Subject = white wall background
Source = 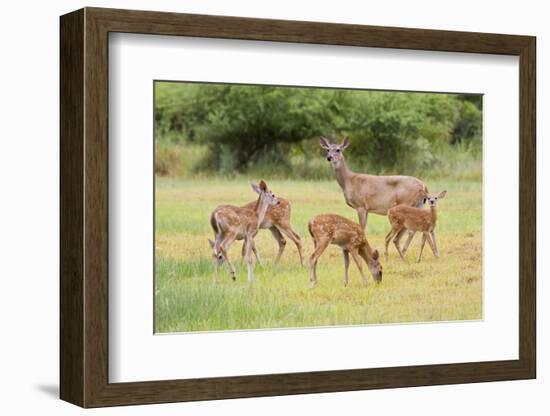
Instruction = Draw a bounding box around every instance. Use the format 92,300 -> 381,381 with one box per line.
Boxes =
0,0 -> 545,414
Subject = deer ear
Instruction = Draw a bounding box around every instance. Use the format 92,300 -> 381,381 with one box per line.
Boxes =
372,249 -> 379,261
208,239 -> 215,248
259,180 -> 267,191
437,190 -> 447,199
319,136 -> 330,149
251,183 -> 261,194
341,137 -> 350,149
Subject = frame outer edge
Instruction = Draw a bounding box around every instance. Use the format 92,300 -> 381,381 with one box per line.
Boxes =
60,8 -> 86,407
519,37 -> 536,377
83,6 -> 111,408
61,7 -> 537,407
85,6 -> 532,55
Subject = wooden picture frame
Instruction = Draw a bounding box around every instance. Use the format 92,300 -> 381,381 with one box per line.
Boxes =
60,7 -> 536,408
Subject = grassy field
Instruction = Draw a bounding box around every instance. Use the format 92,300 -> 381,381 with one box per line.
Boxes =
155,177 -> 482,333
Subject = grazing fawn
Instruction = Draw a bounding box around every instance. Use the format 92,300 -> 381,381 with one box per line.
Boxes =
209,180 -> 279,282
308,214 -> 382,288
319,136 -> 428,252
384,191 -> 447,263
240,197 -> 304,266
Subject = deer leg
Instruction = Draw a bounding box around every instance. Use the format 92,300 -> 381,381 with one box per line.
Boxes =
250,239 -> 263,267
425,233 -> 436,258
342,249 -> 350,287
356,207 -> 368,232
349,249 -> 367,286
244,237 -> 255,283
309,238 -> 330,288
219,233 -> 237,280
242,232 -> 262,264
393,228 -> 407,261
384,228 -> 397,260
212,234 -> 223,282
278,224 -> 305,267
417,232 -> 428,263
311,235 -> 318,249
291,228 -> 305,267
211,254 -> 219,283
219,245 -> 236,280
430,231 -> 439,257
269,227 -> 287,265
240,241 -> 246,264
400,231 -> 416,256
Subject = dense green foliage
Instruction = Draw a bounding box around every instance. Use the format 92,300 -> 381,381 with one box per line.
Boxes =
155,82 -> 482,178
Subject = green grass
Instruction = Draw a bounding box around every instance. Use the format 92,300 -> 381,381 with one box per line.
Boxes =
155,177 -> 482,333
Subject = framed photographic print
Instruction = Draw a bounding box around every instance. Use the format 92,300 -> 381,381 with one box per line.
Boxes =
60,7 -> 536,408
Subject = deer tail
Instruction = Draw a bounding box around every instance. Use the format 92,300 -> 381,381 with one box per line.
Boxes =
210,211 -> 219,234
308,220 -> 318,247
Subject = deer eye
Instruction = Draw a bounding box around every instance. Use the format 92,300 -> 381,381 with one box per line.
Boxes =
336,148 -> 340,152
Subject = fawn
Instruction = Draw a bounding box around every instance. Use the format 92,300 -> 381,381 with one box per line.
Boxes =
209,180 -> 279,282
308,214 -> 382,288
384,190 -> 447,263
239,197 -> 304,266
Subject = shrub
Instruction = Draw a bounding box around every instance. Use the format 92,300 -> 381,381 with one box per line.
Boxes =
155,144 -> 181,176
155,83 -> 482,177
338,92 -> 460,174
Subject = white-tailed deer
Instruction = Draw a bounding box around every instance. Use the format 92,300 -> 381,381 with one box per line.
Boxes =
384,190 -> 447,263
308,214 -> 382,288
240,197 -> 304,266
209,180 -> 279,282
319,136 -> 428,253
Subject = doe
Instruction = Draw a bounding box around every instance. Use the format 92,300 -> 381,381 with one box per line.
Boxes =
384,191 -> 447,263
308,214 -> 382,288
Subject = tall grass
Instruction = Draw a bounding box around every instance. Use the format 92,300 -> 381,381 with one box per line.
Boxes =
155,142 -> 481,182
